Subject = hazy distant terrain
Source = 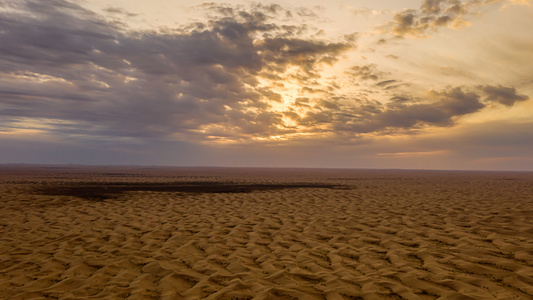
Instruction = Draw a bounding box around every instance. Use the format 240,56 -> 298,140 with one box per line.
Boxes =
1,166 -> 532,299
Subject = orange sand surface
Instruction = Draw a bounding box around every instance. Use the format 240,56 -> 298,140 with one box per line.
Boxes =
1,165 -> 533,299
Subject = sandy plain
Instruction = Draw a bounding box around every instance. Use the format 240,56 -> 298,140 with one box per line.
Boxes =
0,165 -> 532,299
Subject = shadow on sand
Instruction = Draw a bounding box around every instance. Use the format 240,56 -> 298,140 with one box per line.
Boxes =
36,181 -> 348,200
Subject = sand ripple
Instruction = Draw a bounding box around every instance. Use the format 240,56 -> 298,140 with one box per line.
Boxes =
1,167 -> 532,299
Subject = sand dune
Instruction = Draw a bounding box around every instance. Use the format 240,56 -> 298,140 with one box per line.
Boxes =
1,166 -> 532,299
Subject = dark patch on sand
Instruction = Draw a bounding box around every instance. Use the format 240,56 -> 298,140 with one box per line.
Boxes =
35,182 -> 347,200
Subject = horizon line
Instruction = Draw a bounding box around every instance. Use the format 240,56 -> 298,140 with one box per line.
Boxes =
1,163 -> 532,173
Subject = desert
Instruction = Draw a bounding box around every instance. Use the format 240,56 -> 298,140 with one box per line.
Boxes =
0,165 -> 532,299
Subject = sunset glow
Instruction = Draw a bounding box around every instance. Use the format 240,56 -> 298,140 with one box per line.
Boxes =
1,0 -> 532,170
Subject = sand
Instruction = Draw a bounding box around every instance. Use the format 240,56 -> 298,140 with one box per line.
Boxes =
0,165 -> 532,299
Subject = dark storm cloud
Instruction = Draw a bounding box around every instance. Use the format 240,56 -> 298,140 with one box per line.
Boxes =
0,0 -> 352,140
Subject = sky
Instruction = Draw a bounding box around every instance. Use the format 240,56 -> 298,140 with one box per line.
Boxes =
1,0 -> 532,170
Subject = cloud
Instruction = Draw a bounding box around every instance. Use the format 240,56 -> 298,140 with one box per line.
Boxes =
0,0 -> 529,148
421,0 -> 446,14
385,0 -> 470,38
376,80 -> 402,90
478,85 -> 529,106
103,7 -> 138,17
382,0 -> 529,38
346,64 -> 382,81
352,86 -> 485,133
0,0 -> 353,141
293,85 -> 528,137
351,7 -> 390,17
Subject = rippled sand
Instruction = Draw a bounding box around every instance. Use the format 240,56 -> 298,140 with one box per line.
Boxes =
1,165 -> 532,299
